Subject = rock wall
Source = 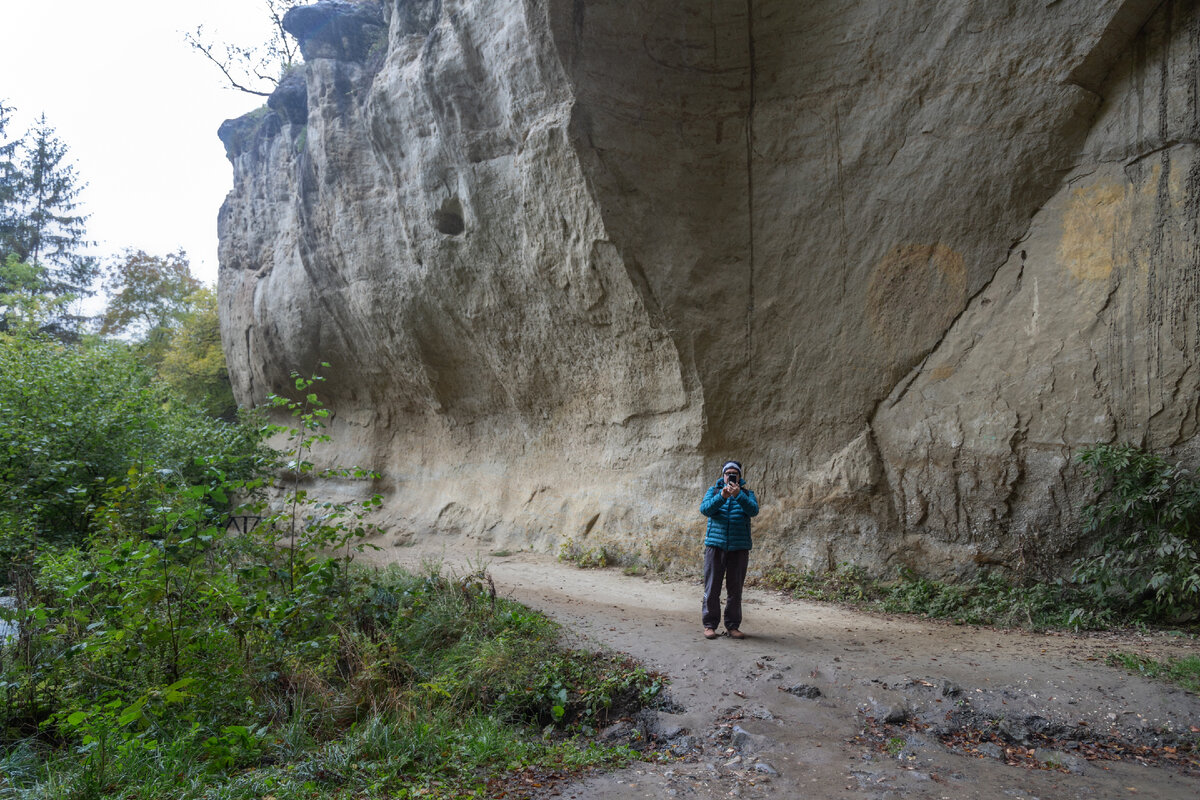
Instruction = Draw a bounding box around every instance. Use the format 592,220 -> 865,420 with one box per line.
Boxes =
218,0 -> 1200,576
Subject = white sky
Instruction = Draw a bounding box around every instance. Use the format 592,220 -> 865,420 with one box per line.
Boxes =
0,1 -> 291,286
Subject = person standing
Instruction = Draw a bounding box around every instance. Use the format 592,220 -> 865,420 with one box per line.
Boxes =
700,460 -> 759,639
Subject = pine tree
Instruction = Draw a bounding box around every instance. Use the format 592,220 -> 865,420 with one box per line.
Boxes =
18,114 -> 96,301
0,100 -> 22,263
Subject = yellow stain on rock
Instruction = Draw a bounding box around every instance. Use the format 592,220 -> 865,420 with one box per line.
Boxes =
1059,181 -> 1125,281
928,364 -> 955,382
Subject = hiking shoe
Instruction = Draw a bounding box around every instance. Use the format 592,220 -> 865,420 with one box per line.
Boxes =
727,628 -> 746,639
703,628 -> 718,640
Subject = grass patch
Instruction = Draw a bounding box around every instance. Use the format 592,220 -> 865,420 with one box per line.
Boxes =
1106,653 -> 1200,694
0,564 -> 664,800
761,562 -> 874,603
760,564 -> 1119,631
876,570 -> 1100,629
558,537 -> 616,569
557,538 -> 667,576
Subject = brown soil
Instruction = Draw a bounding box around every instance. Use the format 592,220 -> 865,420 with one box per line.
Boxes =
368,539 -> 1200,799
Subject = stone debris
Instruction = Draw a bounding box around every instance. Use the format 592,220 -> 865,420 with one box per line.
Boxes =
730,725 -> 772,753
780,683 -> 822,699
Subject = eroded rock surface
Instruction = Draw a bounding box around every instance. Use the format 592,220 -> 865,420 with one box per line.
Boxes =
218,0 -> 1200,575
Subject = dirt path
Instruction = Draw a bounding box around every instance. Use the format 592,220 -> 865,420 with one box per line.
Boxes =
371,540 -> 1200,799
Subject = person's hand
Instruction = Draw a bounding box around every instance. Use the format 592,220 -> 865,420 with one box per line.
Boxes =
721,482 -> 735,499
728,482 -> 741,499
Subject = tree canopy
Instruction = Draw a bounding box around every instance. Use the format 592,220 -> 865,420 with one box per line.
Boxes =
101,249 -> 200,340
0,104 -> 96,333
0,102 -> 21,259
159,286 -> 237,419
99,249 -> 235,416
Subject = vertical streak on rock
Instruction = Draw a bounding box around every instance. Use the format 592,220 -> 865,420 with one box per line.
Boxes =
744,0 -> 756,376
1190,0 -> 1199,140
1150,3 -> 1172,421
1191,8 -> 1200,383
834,99 -> 849,306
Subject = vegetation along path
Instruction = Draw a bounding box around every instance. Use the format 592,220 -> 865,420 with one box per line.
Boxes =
377,540 -> 1200,800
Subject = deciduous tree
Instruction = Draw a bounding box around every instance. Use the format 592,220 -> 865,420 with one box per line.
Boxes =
101,249 -> 199,336
101,248 -> 200,365
0,254 -> 66,332
159,287 -> 237,419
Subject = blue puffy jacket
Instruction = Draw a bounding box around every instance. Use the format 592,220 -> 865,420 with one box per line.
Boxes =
701,478 -> 759,551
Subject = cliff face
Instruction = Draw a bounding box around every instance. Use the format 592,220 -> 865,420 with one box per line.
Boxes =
218,0 -> 1200,575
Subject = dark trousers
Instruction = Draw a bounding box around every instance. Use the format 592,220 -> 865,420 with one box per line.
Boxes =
702,546 -> 750,630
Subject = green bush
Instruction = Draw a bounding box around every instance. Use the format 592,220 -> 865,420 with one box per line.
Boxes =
558,536 -> 612,569
0,363 -> 661,799
1073,443 -> 1200,622
0,331 -> 263,561
2,547 -> 656,798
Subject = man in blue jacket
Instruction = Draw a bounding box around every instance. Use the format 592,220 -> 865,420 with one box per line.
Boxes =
700,460 -> 759,639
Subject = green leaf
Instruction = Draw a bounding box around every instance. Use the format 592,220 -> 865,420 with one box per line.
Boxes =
163,677 -> 196,703
118,704 -> 145,727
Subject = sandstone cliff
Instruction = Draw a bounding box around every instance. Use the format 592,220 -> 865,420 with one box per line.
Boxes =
218,0 -> 1200,577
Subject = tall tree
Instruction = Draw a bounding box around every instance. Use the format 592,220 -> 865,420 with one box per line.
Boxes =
17,114 -> 96,302
0,101 -> 23,266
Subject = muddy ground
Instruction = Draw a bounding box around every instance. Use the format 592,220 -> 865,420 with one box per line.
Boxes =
370,540 -> 1200,799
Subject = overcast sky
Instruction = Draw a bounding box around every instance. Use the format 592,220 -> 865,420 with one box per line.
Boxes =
1,1 -> 292,286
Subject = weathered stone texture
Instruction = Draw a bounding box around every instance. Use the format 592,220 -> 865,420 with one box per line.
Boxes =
874,0 -> 1200,574
218,0 -> 1200,576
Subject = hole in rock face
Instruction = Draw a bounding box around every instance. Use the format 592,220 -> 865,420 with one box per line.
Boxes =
434,198 -> 465,236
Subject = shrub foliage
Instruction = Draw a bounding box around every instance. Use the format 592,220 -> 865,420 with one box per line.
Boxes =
0,344 -> 661,799
1073,443 -> 1200,622
0,332 -> 261,563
